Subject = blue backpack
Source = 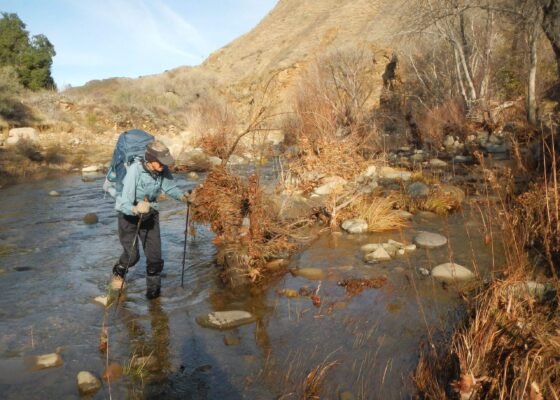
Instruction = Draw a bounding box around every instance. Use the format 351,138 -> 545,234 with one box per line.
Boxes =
103,129 -> 154,198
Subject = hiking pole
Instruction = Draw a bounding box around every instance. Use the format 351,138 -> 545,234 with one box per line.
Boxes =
181,202 -> 190,288
114,195 -> 149,311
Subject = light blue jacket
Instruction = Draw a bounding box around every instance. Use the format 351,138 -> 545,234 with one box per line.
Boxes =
115,161 -> 183,215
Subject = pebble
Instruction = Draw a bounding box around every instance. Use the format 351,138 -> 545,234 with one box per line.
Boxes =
418,267 -> 430,277
187,172 -> 199,180
48,190 -> 60,197
83,213 -> 99,225
414,231 -> 447,248
77,371 -> 101,395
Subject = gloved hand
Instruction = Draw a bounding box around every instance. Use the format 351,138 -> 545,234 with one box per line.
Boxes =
132,200 -> 151,215
182,190 -> 193,205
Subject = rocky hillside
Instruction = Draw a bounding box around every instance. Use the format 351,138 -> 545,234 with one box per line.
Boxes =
54,0 -> 401,130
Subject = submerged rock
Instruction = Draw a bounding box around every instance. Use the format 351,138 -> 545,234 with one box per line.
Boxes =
265,258 -> 289,271
276,288 -> 299,298
223,335 -> 241,346
77,371 -> 101,395
395,210 -> 414,220
196,310 -> 255,330
414,231 -> 447,248
81,165 -> 100,173
431,262 -> 475,283
341,219 -> 368,234
293,268 -> 325,280
83,213 -> 99,225
29,353 -> 63,370
48,190 -> 60,197
187,172 -> 199,180
418,267 -> 430,277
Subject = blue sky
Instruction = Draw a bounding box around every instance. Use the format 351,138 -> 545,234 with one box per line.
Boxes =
0,0 -> 277,88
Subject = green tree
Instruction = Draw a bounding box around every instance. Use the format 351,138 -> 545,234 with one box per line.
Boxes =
0,12 -> 56,90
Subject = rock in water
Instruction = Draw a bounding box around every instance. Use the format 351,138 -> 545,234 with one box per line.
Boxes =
77,371 -> 101,395
364,247 -> 391,263
83,213 -> 98,224
29,353 -> 63,370
223,335 -> 241,346
81,165 -> 99,173
187,171 -> 199,180
341,219 -> 368,234
48,190 -> 60,197
414,231 -> 447,248
293,267 -> 325,280
431,263 -> 475,283
196,310 -> 255,330
360,243 -> 380,253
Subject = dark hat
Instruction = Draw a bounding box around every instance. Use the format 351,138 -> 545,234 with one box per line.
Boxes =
145,141 -> 174,166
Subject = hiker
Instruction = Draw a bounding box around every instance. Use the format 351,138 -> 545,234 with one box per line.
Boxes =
111,140 -> 190,299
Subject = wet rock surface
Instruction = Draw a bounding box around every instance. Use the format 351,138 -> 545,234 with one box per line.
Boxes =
83,213 -> 99,224
341,219 -> 368,234
77,371 -> 101,395
196,310 -> 256,330
27,353 -> 63,370
431,262 -> 475,283
414,231 -> 448,248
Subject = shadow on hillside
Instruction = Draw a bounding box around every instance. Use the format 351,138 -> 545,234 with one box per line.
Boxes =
0,97 -> 37,126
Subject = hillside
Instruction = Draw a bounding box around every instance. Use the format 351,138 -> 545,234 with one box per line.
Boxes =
50,0 -> 401,135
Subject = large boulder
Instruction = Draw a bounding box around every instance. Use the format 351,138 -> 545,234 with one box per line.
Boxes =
7,127 -> 38,145
175,148 -> 213,171
314,176 -> 347,196
431,262 -> 475,283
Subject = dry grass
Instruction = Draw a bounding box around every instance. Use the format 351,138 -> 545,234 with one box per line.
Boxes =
414,123 -> 560,399
191,166 -> 297,285
302,360 -> 338,400
346,195 -> 408,232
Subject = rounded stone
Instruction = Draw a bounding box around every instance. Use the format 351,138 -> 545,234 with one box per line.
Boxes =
83,213 -> 99,224
341,219 -> 368,234
407,181 -> 429,197
77,371 -> 101,395
48,190 -> 60,197
187,172 -> 199,180
431,262 -> 475,282
414,231 -> 447,248
196,310 -> 255,330
293,267 -> 325,280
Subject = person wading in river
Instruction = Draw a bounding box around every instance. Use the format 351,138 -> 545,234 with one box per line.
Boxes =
111,140 -> 190,299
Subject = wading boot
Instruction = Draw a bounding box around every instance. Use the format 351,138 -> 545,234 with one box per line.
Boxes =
111,263 -> 127,290
146,275 -> 161,300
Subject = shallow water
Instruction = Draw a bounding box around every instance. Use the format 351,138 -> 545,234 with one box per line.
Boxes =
0,170 -> 503,399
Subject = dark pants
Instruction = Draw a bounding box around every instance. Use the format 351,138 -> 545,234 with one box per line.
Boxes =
113,211 -> 164,278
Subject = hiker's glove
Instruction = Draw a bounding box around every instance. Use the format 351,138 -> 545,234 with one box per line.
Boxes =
133,200 -> 151,215
182,190 -> 193,205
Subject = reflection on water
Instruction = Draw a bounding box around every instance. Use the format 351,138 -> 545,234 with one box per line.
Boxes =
0,172 -> 503,399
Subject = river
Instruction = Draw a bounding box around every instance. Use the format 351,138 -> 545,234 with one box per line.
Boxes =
0,168 -> 502,399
